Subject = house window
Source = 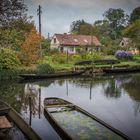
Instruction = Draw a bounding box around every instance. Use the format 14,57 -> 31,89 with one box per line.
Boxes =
54,38 -> 56,43
121,42 -> 124,46
69,47 -> 74,52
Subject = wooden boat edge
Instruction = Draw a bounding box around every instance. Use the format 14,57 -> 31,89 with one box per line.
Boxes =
103,67 -> 140,73
44,97 -> 73,140
19,70 -> 85,80
0,100 -> 42,140
44,97 -> 131,140
9,109 -> 42,140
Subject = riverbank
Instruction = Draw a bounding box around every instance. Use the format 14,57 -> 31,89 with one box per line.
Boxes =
1,63 -> 140,80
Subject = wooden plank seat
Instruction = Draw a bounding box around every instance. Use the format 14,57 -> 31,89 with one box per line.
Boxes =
0,116 -> 12,129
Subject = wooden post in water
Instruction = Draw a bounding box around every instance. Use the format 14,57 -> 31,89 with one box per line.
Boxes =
38,87 -> 41,119
29,96 -> 32,126
89,78 -> 93,100
66,80 -> 68,96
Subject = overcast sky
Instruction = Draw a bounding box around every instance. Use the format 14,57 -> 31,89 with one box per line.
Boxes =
25,0 -> 140,37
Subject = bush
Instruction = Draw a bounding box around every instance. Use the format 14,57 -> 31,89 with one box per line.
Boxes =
115,50 -> 133,60
0,48 -> 21,70
37,64 -> 55,74
91,52 -> 104,60
50,49 -> 59,54
71,54 -> 81,62
52,54 -> 68,64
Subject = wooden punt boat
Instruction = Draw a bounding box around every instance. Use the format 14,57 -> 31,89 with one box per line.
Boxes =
44,97 -> 131,140
103,67 -> 140,73
19,70 -> 85,80
0,100 -> 41,140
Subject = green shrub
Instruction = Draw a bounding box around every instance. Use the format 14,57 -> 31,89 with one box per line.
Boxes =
0,69 -> 18,80
37,64 -> 55,74
52,54 -> 68,64
0,48 -> 21,69
91,52 -> 104,60
71,54 -> 81,61
36,56 -> 53,65
50,49 -> 59,54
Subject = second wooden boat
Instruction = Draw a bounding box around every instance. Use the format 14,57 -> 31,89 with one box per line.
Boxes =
44,97 -> 131,140
103,67 -> 140,73
19,70 -> 85,80
0,100 -> 41,140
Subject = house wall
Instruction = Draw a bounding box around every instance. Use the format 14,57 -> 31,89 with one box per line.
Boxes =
50,36 -> 76,54
61,46 -> 76,54
50,35 -> 60,49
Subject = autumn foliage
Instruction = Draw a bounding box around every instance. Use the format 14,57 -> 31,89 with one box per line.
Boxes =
20,27 -> 41,65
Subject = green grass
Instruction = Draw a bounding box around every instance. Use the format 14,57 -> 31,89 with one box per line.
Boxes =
51,63 -> 74,71
38,54 -> 140,71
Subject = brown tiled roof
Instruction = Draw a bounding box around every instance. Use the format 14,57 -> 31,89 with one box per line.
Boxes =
55,34 -> 101,46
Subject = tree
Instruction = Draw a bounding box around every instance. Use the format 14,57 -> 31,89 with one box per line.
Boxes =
124,20 -> 140,52
130,7 -> 140,23
94,20 -> 110,38
0,29 -> 24,50
0,0 -> 27,27
70,19 -> 85,34
41,39 -> 51,56
0,17 -> 34,50
0,48 -> 21,70
9,16 -> 34,32
78,23 -> 93,35
20,28 -> 41,65
70,19 -> 95,35
93,19 -> 122,54
103,8 -> 129,39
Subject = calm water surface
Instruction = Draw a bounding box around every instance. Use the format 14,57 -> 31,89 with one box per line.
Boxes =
0,73 -> 140,140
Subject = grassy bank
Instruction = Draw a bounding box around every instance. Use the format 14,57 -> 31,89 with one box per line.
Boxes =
1,54 -> 140,80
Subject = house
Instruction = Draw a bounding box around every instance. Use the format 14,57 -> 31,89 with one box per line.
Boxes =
50,33 -> 101,54
120,37 -> 130,47
120,37 -> 139,54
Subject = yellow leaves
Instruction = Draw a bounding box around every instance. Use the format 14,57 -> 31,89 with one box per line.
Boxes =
20,27 -> 42,65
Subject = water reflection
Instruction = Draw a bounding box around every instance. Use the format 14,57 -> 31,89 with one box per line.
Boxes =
0,74 -> 140,140
21,84 -> 42,125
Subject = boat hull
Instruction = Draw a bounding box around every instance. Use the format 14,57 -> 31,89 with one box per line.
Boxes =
0,100 -> 41,140
103,67 -> 140,73
44,97 -> 131,140
19,71 -> 85,80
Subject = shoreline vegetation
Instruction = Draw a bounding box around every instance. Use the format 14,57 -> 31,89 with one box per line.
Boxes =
1,60 -> 140,80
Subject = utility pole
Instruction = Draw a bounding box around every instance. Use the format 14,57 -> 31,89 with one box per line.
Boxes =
91,25 -> 94,74
37,5 -> 42,57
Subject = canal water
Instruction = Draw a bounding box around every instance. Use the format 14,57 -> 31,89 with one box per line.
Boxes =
0,73 -> 140,140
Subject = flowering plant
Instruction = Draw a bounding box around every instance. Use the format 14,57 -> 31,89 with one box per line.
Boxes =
115,50 -> 133,60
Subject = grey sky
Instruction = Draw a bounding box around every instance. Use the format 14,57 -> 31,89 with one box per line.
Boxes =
25,0 -> 140,37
